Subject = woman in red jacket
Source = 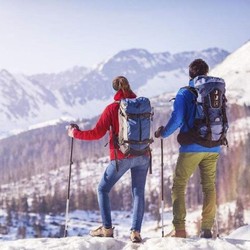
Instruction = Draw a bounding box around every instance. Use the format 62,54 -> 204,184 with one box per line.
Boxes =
67,76 -> 150,243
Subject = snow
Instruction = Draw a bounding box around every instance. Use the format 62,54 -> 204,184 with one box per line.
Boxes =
0,226 -> 249,250
0,46 -> 229,139
228,225 -> 250,240
0,42 -> 249,249
137,69 -> 188,97
0,207 -> 249,250
28,116 -> 75,131
210,41 -> 250,105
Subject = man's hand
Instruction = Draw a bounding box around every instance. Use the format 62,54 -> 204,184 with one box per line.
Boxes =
154,126 -> 164,138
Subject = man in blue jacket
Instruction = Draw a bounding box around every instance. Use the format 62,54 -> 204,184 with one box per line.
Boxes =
155,59 -> 220,238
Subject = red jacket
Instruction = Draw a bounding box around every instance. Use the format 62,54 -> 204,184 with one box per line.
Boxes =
73,89 -> 137,160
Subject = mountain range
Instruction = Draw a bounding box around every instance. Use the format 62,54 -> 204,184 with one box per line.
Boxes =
0,47 -> 229,138
0,41 -> 250,233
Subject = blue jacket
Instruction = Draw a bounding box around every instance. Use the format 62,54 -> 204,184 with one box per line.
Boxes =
160,79 -> 220,153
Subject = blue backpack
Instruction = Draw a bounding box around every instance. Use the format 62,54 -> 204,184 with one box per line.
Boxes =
118,97 -> 154,155
177,76 -> 229,147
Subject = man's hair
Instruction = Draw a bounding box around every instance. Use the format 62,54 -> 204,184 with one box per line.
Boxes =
112,76 -> 131,92
189,59 -> 209,79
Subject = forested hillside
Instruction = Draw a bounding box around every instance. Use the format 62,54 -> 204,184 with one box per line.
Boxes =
0,92 -> 249,239
0,94 -> 249,209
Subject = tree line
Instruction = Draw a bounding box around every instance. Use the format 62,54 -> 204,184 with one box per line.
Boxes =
0,101 -> 250,238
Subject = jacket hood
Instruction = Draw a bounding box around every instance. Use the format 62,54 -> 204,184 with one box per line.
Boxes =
114,89 -> 137,101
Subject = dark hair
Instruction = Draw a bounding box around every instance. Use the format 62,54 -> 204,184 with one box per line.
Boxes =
112,76 -> 131,92
189,59 -> 209,79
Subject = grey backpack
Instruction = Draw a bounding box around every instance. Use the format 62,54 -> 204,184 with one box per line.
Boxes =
118,97 -> 154,155
177,76 -> 228,147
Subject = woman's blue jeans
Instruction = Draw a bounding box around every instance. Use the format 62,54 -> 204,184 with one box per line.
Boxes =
97,155 -> 149,232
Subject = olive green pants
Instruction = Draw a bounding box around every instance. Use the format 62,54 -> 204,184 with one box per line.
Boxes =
172,152 -> 219,231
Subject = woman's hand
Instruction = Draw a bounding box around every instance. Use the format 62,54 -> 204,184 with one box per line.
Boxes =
68,127 -> 75,138
67,123 -> 79,138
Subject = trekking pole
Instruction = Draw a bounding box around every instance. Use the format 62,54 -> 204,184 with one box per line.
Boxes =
64,137 -> 74,237
64,124 -> 78,237
160,138 -> 164,237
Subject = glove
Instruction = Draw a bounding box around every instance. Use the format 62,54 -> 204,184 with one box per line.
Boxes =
154,126 -> 164,138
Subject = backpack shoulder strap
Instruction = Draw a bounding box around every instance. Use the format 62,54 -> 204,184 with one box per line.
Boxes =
181,86 -> 198,98
169,86 -> 197,102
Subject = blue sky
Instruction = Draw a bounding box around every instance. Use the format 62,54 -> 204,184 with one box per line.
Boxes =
0,0 -> 249,74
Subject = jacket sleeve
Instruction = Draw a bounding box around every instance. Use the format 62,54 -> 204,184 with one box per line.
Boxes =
161,90 -> 186,138
73,106 -> 112,140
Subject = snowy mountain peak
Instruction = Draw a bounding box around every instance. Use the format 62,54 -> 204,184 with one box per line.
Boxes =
211,41 -> 250,105
28,65 -> 89,90
115,48 -> 152,57
0,47 -> 229,138
0,69 -> 14,81
212,41 -> 250,74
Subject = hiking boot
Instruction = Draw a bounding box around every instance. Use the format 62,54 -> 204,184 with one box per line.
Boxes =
89,226 -> 114,237
130,230 -> 142,243
165,229 -> 187,238
200,229 -> 212,239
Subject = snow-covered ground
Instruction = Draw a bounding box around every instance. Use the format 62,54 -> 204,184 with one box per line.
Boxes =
1,233 -> 250,250
0,208 -> 249,250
